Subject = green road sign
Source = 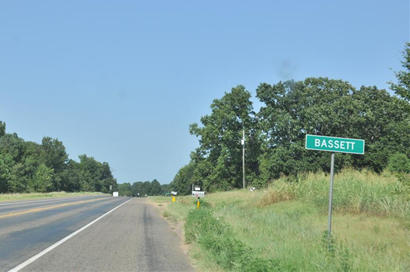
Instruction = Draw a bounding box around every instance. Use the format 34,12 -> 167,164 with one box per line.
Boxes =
305,134 -> 365,239
305,134 -> 365,155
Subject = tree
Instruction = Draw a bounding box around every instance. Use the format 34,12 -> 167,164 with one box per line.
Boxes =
118,183 -> 132,196
78,155 -> 103,192
256,78 -> 358,180
0,153 -> 13,193
0,133 -> 26,162
352,86 -> 410,171
150,179 -> 162,195
171,162 -> 195,195
142,181 -> 152,196
160,183 -> 171,195
100,162 -> 116,193
41,137 -> 68,191
389,43 -> 410,101
60,159 -> 81,192
30,164 -> 53,192
0,122 -> 118,193
0,121 -> 5,137
388,153 -> 410,173
256,77 -> 410,181
189,85 -> 260,191
0,133 -> 28,192
131,181 -> 144,197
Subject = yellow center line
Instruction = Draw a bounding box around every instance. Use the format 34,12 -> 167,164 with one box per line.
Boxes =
0,198 -> 108,219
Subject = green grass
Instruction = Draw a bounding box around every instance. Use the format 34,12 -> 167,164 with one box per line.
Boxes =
0,191 -> 108,202
259,169 -> 409,218
152,169 -> 410,272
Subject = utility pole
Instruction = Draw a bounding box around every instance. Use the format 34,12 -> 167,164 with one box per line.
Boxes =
242,128 -> 245,189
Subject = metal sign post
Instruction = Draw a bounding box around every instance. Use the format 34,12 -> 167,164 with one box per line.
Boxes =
305,134 -> 365,239
327,153 -> 335,238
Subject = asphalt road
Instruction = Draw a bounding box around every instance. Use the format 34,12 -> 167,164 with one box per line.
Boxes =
0,196 -> 193,272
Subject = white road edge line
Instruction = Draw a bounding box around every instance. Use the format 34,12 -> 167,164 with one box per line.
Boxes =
8,198 -> 132,272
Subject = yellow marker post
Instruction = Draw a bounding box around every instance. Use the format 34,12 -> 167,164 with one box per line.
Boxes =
172,196 -> 176,202
196,199 -> 200,208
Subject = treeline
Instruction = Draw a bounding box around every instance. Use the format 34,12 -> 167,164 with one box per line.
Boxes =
171,43 -> 410,194
0,125 -> 117,193
118,179 -> 171,197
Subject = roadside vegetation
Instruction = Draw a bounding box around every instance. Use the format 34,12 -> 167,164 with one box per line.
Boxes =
0,127 -> 118,194
0,191 -> 107,202
117,180 -> 171,197
154,169 -> 409,272
170,43 -> 409,194
154,44 -> 410,271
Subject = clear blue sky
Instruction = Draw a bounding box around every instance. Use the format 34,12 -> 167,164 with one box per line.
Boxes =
0,1 -> 408,184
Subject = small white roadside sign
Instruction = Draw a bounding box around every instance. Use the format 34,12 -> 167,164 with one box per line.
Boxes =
192,191 -> 205,198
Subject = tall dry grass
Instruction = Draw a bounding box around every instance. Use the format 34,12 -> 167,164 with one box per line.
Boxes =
258,169 -> 409,218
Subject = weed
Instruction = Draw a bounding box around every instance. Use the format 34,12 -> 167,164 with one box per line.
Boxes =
185,207 -> 287,271
154,169 -> 410,272
321,231 -> 353,272
257,185 -> 295,207
193,198 -> 211,208
259,169 -> 410,218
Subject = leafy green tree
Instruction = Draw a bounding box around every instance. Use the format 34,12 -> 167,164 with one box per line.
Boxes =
160,183 -> 171,195
352,86 -> 410,171
78,155 -> 100,191
256,77 -> 410,181
0,153 -> 13,193
60,159 -> 81,192
100,162 -> 116,193
7,162 -> 28,192
30,164 -> 54,192
142,181 -> 152,196
41,137 -> 68,170
150,179 -> 162,195
257,78 -> 357,180
0,133 -> 26,162
118,183 -> 132,196
171,162 -> 195,195
388,153 -> 410,173
189,85 -> 260,191
389,43 -> 410,101
131,181 -> 144,196
22,156 -> 41,191
41,137 -> 68,191
0,122 -> 117,193
0,121 -> 5,137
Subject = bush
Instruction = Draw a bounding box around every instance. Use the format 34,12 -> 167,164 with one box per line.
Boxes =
387,153 -> 410,187
388,153 -> 410,173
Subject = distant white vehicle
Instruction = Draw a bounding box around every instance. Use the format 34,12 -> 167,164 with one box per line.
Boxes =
113,191 -> 119,197
171,191 -> 178,196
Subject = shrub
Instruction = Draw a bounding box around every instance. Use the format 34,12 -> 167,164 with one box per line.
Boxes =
388,153 -> 410,187
388,153 -> 410,173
